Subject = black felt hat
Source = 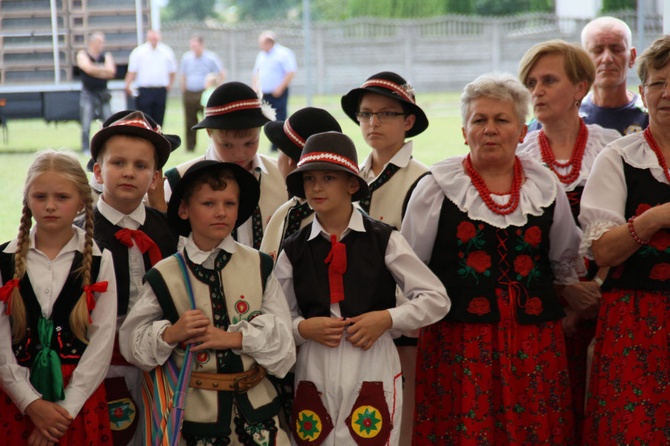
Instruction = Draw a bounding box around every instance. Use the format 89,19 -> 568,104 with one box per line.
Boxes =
167,160 -> 260,237
192,81 -> 275,130
263,107 -> 342,163
285,131 -> 369,202
340,71 -> 429,137
89,110 -> 176,170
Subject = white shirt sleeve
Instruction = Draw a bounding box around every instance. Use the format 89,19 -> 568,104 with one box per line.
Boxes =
274,250 -> 308,346
400,175 -> 444,264
385,231 -> 451,334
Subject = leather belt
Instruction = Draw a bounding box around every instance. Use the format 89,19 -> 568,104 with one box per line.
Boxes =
189,365 -> 267,393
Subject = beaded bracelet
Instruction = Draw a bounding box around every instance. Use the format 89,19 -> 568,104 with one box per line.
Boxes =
627,215 -> 649,246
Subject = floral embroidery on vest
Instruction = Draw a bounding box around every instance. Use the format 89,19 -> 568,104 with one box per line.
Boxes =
457,221 -> 492,282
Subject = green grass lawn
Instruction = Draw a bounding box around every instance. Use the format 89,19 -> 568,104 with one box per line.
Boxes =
0,92 -> 467,240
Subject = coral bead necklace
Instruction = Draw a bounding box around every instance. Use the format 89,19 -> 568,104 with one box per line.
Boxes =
644,127 -> 670,183
463,153 -> 523,215
538,118 -> 588,184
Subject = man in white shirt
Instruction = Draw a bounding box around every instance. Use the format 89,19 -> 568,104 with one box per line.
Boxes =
124,30 -> 177,126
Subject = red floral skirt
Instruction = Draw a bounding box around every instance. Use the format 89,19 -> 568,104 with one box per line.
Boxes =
412,291 -> 574,445
0,363 -> 112,445
582,288 -> 670,445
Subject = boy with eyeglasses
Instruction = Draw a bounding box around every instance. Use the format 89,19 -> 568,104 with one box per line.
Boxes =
341,71 -> 431,445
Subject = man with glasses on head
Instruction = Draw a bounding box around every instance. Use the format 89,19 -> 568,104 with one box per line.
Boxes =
340,71 -> 430,445
579,16 -> 649,135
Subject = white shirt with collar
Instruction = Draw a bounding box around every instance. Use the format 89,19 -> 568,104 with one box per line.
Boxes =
359,140 -> 415,182
119,234 -> 295,378
127,42 -> 177,88
274,207 -> 451,345
0,226 -> 117,417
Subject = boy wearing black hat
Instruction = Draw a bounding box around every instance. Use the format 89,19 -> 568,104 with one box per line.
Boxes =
120,160 -> 295,445
342,72 -> 431,443
89,110 -> 180,445
164,81 -> 287,251
260,107 -> 342,261
274,132 -> 449,446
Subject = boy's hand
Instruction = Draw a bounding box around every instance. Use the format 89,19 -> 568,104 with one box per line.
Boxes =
298,317 -> 349,348
146,170 -> 167,212
163,309 -> 211,344
345,310 -> 392,351
190,326 -> 243,351
25,399 -> 71,442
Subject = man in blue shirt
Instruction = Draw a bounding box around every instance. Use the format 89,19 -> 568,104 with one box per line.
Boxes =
180,35 -> 226,152
252,31 -> 297,151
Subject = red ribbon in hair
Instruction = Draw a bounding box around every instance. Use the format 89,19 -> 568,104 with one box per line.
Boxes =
115,228 -> 163,266
324,234 -> 347,304
84,281 -> 108,323
0,278 -> 19,315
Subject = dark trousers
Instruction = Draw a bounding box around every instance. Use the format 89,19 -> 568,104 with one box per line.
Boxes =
136,87 -> 168,126
263,89 -> 289,151
182,90 -> 203,152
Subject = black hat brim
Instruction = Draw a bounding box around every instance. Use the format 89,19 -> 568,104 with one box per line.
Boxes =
167,161 -> 260,237
90,125 -> 172,169
263,120 -> 302,162
192,110 -> 271,130
285,162 -> 369,203
341,87 -> 429,137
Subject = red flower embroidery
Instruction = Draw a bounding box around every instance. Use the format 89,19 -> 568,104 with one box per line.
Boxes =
523,226 -> 542,247
649,231 -> 670,251
467,297 -> 491,316
514,255 -> 534,277
650,263 -> 670,281
636,203 -> 652,216
456,221 -> 477,243
466,251 -> 491,273
525,297 -> 543,315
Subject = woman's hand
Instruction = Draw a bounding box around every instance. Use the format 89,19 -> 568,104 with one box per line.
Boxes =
25,399 -> 71,443
560,282 -> 601,320
298,317 -> 348,348
346,310 -> 393,351
162,309 -> 211,344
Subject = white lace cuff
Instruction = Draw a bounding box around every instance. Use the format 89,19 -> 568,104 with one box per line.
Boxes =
580,220 -> 620,259
551,260 -> 580,285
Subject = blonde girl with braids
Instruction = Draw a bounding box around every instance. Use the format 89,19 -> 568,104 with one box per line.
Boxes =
0,150 -> 117,445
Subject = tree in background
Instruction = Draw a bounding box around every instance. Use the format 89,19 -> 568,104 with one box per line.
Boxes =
602,0 -> 636,11
163,0 -> 219,21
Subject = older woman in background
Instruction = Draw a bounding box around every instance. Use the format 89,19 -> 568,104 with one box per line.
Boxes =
402,73 -> 583,444
516,40 -> 621,441
579,35 -> 670,445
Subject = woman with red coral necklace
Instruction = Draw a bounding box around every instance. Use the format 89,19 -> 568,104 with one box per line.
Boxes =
579,35 -> 670,445
402,73 -> 583,445
517,40 -> 621,442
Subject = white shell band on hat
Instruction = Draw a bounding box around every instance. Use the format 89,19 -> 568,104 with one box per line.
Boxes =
110,117 -> 163,134
283,120 -> 306,148
361,79 -> 415,103
298,151 -> 359,174
205,99 -> 262,117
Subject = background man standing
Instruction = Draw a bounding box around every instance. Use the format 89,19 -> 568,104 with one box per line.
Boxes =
179,35 -> 225,152
580,16 -> 648,135
124,29 -> 177,126
77,31 -> 116,155
252,30 -> 297,151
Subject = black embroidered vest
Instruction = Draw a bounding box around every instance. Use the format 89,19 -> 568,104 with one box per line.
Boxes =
92,207 -> 178,315
282,213 -> 396,318
604,163 -> 670,291
429,198 -> 564,324
0,246 -> 102,366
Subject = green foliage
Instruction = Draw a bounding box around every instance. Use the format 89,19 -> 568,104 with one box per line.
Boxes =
602,0 -> 636,11
232,0 -> 300,20
474,0 -> 553,15
163,0 -> 219,21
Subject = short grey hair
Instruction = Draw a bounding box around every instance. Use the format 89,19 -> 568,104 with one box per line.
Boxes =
460,73 -> 531,126
581,16 -> 632,49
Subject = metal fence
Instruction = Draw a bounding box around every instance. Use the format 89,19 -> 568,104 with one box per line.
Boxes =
162,12 -> 664,95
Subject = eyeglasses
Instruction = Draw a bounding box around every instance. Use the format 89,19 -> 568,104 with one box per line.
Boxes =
645,80 -> 669,91
354,111 -> 407,123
